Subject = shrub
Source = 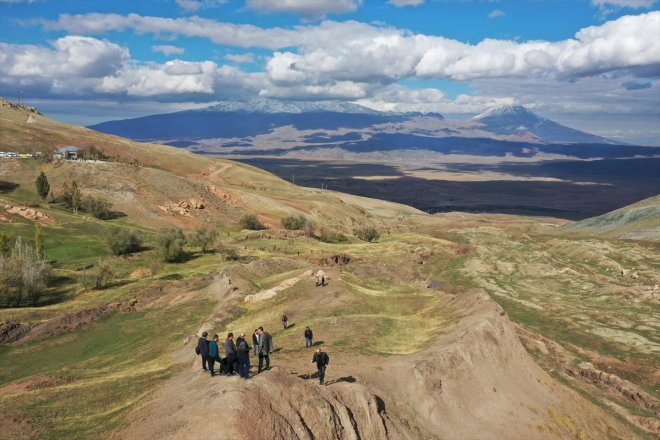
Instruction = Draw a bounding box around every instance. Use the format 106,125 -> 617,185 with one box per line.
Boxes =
240,214 -> 264,230
303,220 -> 317,238
281,214 -> 307,230
0,237 -> 50,307
86,197 -> 112,220
354,226 -> 380,243
221,245 -> 240,261
94,259 -> 114,290
318,229 -> 348,243
193,225 -> 217,253
106,228 -> 142,256
0,232 -> 11,257
157,228 -> 186,262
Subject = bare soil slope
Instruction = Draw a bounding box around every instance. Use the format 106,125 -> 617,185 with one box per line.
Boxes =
113,273 -> 631,440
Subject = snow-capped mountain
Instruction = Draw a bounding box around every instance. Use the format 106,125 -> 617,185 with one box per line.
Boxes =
88,99 -> 437,141
473,105 -> 616,144
202,98 -> 383,115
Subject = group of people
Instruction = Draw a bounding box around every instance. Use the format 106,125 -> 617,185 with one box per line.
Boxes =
196,326 -> 273,378
195,323 -> 330,384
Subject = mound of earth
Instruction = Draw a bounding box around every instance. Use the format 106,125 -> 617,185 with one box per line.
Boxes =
113,281 -> 630,440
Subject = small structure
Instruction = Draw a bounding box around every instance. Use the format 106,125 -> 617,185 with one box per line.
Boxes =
54,146 -> 82,160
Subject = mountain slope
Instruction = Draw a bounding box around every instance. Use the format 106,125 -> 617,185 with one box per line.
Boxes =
562,195 -> 660,241
0,97 -> 420,232
473,105 -> 616,144
88,98 -> 418,141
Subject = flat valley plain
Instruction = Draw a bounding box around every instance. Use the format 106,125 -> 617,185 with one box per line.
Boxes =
234,157 -> 660,220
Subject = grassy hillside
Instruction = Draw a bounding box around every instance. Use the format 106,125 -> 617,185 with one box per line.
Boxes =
562,195 -> 660,241
1,100 -> 657,439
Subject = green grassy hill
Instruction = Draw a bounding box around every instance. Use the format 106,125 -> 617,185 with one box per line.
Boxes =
562,195 -> 660,241
1,99 -> 657,440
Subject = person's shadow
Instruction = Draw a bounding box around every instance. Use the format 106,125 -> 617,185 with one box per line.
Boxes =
297,371 -> 319,380
324,376 -> 356,385
312,340 -> 324,346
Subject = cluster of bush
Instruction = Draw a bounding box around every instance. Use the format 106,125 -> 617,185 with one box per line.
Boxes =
36,172 -> 116,220
0,234 -> 50,307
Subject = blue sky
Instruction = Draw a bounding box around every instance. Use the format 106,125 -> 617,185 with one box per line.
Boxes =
1,0 -> 659,144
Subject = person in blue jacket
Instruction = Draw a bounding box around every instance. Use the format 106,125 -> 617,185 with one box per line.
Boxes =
208,335 -> 220,377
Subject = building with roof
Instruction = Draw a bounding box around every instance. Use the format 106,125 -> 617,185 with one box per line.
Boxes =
54,146 -> 82,160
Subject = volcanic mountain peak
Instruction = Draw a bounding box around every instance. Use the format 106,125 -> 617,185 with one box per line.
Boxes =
473,105 -> 542,121
201,98 -> 382,115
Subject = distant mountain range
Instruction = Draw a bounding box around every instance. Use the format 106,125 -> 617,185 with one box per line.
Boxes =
90,98 -> 416,140
89,99 -> 654,160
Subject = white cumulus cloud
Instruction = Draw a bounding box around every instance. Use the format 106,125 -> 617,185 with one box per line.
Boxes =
152,44 -> 185,55
246,0 -> 360,19
225,52 -> 255,64
388,0 -> 425,7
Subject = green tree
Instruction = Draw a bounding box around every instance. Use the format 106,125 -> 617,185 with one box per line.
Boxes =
35,171 -> 50,201
34,223 -> 44,259
106,228 -> 142,256
193,225 -> 217,254
239,214 -> 265,230
157,228 -> 186,262
281,214 -> 307,230
0,232 -> 11,257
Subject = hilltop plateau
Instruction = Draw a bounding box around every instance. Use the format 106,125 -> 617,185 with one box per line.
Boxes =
0,100 -> 658,439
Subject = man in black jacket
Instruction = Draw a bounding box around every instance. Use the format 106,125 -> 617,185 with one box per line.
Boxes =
311,348 -> 329,385
196,331 -> 210,373
304,326 -> 313,348
224,333 -> 237,375
236,333 -> 251,379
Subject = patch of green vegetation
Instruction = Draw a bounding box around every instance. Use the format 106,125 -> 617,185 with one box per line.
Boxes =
0,299 -> 210,439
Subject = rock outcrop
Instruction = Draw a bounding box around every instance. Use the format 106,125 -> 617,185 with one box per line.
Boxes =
0,321 -> 31,344
3,205 -> 54,224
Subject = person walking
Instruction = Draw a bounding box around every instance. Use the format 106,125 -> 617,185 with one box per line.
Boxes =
257,326 -> 274,373
196,331 -> 210,373
224,332 -> 238,375
304,326 -> 313,348
236,333 -> 251,379
311,348 -> 330,385
252,329 -> 259,357
281,314 -> 288,329
208,335 -> 219,376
